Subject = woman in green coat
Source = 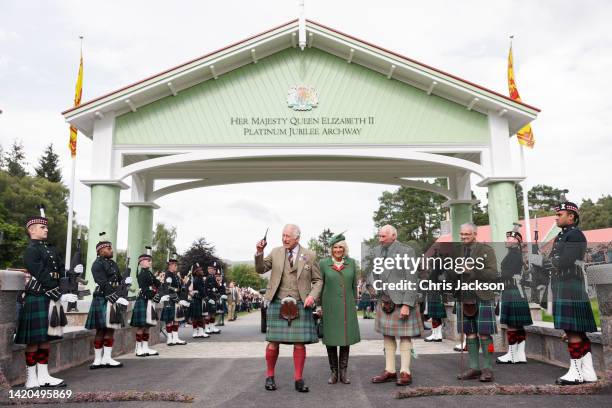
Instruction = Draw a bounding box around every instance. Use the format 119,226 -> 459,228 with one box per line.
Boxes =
320,233 -> 361,385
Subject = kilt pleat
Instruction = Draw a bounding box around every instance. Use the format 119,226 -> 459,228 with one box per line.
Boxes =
553,280 -> 597,332
130,297 -> 154,327
15,294 -> 60,345
265,299 -> 318,344
374,302 -> 422,337
457,299 -> 497,335
500,288 -> 533,327
160,301 -> 176,322
425,293 -> 447,319
84,296 -> 107,330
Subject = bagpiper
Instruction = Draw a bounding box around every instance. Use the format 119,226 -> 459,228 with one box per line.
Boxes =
85,232 -> 127,369
160,253 -> 189,345
188,263 -> 209,338
15,206 -> 78,388
551,201 -> 598,385
497,224 -> 532,364
129,246 -> 161,356
204,262 -> 221,334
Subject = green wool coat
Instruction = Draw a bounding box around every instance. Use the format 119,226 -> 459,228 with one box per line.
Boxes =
320,257 -> 361,346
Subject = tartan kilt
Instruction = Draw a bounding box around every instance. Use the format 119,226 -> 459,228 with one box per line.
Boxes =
84,296 -> 107,330
189,298 -> 204,319
160,301 -> 176,322
425,293 -> 447,319
458,299 -> 497,335
15,294 -> 61,345
500,288 -> 533,327
375,302 -> 422,337
265,299 -> 318,344
130,297 -> 154,327
553,280 -> 597,332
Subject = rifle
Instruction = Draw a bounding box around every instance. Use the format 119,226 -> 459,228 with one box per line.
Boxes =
110,249 -> 134,326
60,228 -> 90,311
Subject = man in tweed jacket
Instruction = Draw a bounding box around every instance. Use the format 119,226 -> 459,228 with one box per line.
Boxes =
255,224 -> 322,393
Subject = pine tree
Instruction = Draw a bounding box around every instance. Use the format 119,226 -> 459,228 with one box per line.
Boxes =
0,143 -> 5,170
6,139 -> 28,177
35,143 -> 62,182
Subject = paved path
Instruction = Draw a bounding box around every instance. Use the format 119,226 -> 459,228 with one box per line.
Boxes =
10,313 -> 612,407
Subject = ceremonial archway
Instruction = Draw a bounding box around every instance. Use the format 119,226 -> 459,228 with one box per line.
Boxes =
62,20 -> 539,291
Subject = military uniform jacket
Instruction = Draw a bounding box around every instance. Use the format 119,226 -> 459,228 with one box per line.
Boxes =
551,224 -> 587,282
204,274 -> 220,299
500,247 -> 523,288
24,239 -> 64,296
164,271 -> 182,300
192,276 -> 206,299
91,256 -> 123,303
137,268 -> 160,300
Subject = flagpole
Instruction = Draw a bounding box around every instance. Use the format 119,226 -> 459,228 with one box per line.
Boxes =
520,144 -> 533,263
65,35 -> 83,270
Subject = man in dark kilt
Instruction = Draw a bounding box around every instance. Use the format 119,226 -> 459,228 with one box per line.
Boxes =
497,225 -> 532,364
215,271 -> 229,326
15,208 -> 78,388
424,250 -> 447,342
367,225 -> 422,386
449,223 -> 498,382
204,263 -> 221,334
551,201 -> 598,385
160,254 -> 188,345
189,263 -> 209,338
255,224 -> 322,392
130,247 -> 161,356
85,235 -> 128,369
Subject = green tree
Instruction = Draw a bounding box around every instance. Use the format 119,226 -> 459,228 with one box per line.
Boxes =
35,144 -> 62,182
472,191 -> 489,225
151,222 -> 177,272
227,263 -> 266,289
580,196 -> 612,230
528,184 -> 569,216
6,139 -> 28,177
180,237 -> 223,277
307,228 -> 334,259
0,143 -> 6,170
373,179 -> 447,248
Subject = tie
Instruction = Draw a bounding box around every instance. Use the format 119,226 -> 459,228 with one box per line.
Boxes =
382,246 -> 389,259
288,249 -> 294,268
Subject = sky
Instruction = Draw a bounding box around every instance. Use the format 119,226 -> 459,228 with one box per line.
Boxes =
1,0 -> 611,261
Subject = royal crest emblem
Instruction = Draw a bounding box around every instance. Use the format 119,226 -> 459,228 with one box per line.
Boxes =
287,85 -> 318,111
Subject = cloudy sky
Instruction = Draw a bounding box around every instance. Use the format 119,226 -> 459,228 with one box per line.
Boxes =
1,0 -> 610,260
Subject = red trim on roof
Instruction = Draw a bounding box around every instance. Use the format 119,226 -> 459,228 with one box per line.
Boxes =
63,18 -> 540,116
62,19 -> 298,115
306,19 -> 540,113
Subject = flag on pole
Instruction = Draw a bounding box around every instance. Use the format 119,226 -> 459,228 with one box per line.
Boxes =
507,44 -> 535,148
68,46 -> 83,157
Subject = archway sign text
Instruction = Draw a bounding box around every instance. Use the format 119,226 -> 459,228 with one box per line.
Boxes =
230,116 -> 376,137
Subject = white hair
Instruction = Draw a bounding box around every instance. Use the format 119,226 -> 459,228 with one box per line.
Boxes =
460,222 -> 478,233
379,224 -> 397,236
330,240 -> 349,257
283,224 -> 301,239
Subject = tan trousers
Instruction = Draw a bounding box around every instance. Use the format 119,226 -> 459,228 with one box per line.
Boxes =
228,302 -> 236,320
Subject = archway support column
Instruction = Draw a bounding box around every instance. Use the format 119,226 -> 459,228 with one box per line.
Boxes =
124,202 -> 159,277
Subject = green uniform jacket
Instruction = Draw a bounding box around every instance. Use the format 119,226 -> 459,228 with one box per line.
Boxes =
320,257 -> 361,346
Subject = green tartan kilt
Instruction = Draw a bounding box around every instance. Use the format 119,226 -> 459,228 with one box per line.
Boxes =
458,299 -> 497,335
425,293 -> 447,319
84,296 -> 108,330
375,302 -> 422,337
189,298 -> 203,320
500,288 -> 533,327
160,301 -> 176,322
266,299 -> 318,344
553,280 -> 597,333
15,294 -> 61,345
130,297 -> 155,328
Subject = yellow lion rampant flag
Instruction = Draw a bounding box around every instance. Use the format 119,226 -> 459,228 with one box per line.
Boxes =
508,45 -> 535,148
68,49 -> 83,158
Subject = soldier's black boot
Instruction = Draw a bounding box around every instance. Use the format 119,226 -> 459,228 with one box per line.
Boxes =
339,346 -> 351,384
326,346 -> 338,384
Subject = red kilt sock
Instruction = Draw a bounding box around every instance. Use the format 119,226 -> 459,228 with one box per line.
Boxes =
25,351 -> 37,367
265,345 -> 279,377
36,348 -> 50,364
135,333 -> 143,342
166,324 -> 173,333
581,339 -> 592,357
515,329 -> 526,343
103,338 -> 114,348
173,323 -> 179,332
568,341 -> 583,359
94,339 -> 104,349
507,330 -> 518,345
432,318 -> 441,328
142,333 -> 150,341
293,346 -> 306,380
